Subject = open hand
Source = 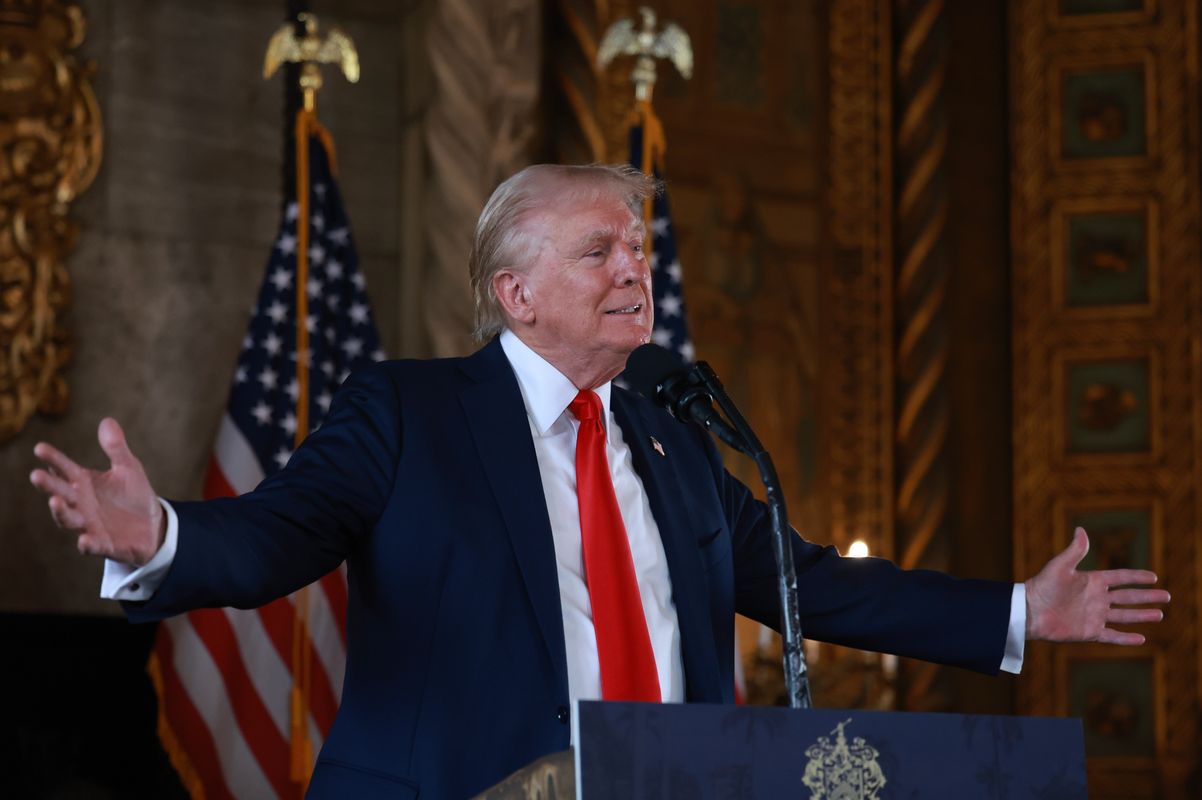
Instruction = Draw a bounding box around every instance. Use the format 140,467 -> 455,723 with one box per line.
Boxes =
30,418 -> 165,566
1026,527 -> 1169,645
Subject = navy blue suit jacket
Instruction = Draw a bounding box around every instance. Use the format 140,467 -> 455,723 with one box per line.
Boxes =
127,338 -> 1013,799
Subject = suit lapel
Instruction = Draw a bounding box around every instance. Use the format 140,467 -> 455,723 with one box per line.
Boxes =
612,391 -> 723,702
459,340 -> 569,697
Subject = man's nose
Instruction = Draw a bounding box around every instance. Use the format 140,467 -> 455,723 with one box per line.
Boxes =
614,242 -> 650,285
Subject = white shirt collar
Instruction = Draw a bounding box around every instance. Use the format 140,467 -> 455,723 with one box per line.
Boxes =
499,329 -> 612,436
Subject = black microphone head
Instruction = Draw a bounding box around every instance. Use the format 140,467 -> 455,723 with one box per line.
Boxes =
623,343 -> 686,403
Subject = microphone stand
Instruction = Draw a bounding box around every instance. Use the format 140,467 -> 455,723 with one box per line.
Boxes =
692,362 -> 812,710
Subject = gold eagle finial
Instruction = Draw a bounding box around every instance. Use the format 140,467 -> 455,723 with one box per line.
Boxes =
597,6 -> 693,102
264,13 -> 359,109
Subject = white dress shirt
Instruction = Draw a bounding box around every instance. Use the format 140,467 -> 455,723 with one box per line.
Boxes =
499,329 -> 686,705
103,331 -> 1025,685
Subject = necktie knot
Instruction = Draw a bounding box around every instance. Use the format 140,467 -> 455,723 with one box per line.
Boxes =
569,389 -> 603,423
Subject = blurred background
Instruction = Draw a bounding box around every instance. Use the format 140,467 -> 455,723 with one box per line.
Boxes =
0,0 -> 1197,797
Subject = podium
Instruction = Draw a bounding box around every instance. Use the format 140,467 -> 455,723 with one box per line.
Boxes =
476,701 -> 1087,799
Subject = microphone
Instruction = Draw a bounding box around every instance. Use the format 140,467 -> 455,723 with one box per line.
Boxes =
623,341 -> 812,709
624,344 -> 748,454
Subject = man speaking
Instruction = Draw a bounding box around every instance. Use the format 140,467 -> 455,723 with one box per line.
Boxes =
31,164 -> 1168,798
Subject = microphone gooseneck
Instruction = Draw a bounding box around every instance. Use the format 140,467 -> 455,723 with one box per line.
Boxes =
622,343 -> 812,710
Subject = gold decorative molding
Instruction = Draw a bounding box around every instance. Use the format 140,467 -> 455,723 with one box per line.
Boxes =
823,0 -> 893,563
821,0 -> 903,713
890,0 -> 952,713
1048,196 -> 1160,321
1010,0 -> 1199,794
472,749 -> 574,800
0,0 -> 101,443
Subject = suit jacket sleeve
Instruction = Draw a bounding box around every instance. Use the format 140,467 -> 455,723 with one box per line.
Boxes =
125,364 -> 401,621
702,436 -> 1013,675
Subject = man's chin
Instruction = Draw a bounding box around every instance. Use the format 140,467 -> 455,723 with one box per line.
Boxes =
616,327 -> 654,353
596,312 -> 653,349
592,332 -> 647,366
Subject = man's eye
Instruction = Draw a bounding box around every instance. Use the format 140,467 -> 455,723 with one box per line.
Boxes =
587,250 -> 604,258
631,243 -> 644,253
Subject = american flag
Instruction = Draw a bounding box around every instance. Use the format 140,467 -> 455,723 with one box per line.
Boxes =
628,123 -> 695,364
147,127 -> 382,799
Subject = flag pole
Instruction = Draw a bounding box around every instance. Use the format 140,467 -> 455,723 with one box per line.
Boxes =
264,14 -> 360,792
635,97 -> 665,241
283,1 -> 308,209
289,103 -> 314,791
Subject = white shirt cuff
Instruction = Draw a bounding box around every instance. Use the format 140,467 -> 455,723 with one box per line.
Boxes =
99,498 -> 179,601
999,583 -> 1026,674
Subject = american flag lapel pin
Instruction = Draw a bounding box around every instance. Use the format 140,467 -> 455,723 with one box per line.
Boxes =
650,436 -> 666,457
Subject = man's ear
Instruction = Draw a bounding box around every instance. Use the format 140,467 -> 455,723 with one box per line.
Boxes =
492,269 -> 536,326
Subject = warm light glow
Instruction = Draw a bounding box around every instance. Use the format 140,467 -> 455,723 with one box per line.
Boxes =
848,540 -> 870,558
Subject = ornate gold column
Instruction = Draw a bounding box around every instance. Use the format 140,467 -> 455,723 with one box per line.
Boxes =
890,0 -> 953,712
824,0 -> 894,571
0,1 -> 101,442
825,0 -> 957,712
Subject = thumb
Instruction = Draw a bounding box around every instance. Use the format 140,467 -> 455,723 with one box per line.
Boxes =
97,417 -> 137,469
1056,526 -> 1090,571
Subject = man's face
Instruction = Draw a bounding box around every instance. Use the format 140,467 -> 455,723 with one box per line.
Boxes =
516,188 -> 654,383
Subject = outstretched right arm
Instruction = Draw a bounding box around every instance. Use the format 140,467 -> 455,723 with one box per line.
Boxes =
31,364 -> 403,617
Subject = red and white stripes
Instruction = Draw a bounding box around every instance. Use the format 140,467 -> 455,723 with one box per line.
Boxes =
153,414 -> 346,798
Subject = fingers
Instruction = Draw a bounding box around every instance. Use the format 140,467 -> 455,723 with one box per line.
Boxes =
29,468 -> 79,505
32,441 -> 84,481
1094,568 -> 1159,587
1109,587 -> 1172,606
46,490 -> 119,561
48,495 -> 86,531
97,417 -> 137,469
1098,628 -> 1146,646
1107,607 -> 1164,624
1097,587 -> 1169,647
76,534 -> 107,557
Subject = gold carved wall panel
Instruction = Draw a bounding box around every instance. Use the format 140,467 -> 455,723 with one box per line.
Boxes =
824,0 -> 894,574
1010,0 -> 1200,795
824,0 -> 967,713
0,0 -> 101,442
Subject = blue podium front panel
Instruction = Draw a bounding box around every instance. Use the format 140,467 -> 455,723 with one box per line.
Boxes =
575,701 -> 1086,800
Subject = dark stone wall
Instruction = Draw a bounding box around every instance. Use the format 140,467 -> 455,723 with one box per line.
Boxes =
0,0 -> 406,618
0,2 -> 411,794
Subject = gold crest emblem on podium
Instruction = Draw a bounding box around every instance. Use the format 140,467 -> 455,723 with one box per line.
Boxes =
801,719 -> 887,800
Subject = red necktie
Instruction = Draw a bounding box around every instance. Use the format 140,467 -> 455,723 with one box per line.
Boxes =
569,390 -> 661,702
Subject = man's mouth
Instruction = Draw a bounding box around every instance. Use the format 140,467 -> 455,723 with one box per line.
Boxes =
605,304 -> 642,315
